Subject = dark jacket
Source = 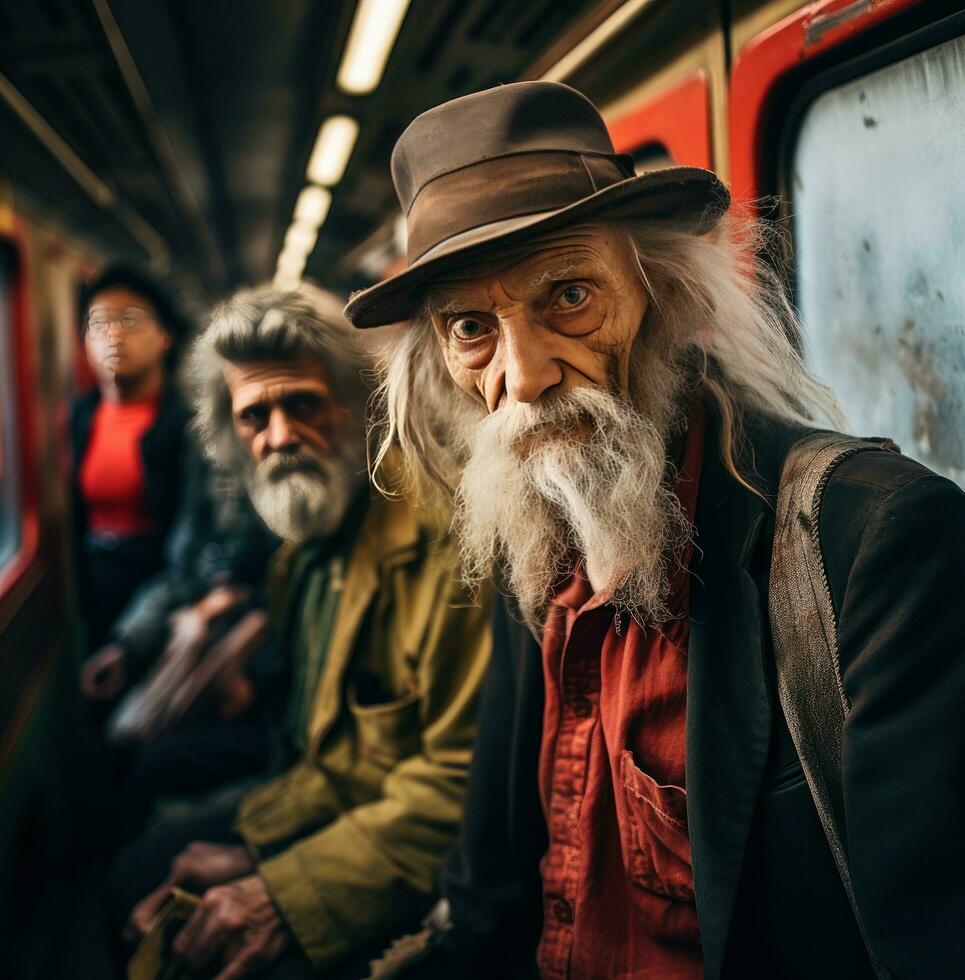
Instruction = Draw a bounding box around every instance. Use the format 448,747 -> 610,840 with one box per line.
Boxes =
108,445 -> 280,677
434,410 -> 965,979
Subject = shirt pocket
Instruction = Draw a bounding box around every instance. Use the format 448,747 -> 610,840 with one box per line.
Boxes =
617,749 -> 699,942
347,683 -> 422,770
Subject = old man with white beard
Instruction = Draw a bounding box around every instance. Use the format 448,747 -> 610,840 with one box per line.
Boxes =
348,83 -> 965,979
111,285 -> 491,979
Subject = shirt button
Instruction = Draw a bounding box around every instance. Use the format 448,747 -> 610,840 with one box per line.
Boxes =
551,898 -> 574,924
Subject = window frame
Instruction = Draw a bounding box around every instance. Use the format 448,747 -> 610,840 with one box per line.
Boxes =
777,12 -> 965,483
0,221 -> 40,621
776,9 -> 965,225
607,70 -> 714,169
729,1 -> 965,484
728,0 -> 932,211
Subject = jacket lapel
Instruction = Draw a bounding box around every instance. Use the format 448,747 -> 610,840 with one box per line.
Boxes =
687,419 -> 772,978
307,494 -> 423,746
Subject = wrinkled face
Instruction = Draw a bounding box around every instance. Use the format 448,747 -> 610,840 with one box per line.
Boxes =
426,225 -> 649,415
224,357 -> 347,464
223,356 -> 362,543
421,224 -> 691,626
85,287 -> 171,383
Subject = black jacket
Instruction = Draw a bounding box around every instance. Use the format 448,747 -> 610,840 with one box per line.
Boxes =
436,410 -> 965,979
108,445 -> 280,677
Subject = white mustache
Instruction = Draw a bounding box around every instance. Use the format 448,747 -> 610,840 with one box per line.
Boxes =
257,451 -> 327,482
487,395 -> 609,436
454,383 -> 690,632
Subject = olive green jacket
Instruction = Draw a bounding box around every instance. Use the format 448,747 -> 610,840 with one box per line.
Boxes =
233,494 -> 491,969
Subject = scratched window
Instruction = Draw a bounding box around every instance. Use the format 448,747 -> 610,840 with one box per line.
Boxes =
0,246 -> 21,572
791,31 -> 965,487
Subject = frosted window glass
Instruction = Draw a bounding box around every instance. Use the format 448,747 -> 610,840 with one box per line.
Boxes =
792,32 -> 965,486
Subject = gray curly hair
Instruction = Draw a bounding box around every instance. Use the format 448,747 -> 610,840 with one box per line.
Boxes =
186,282 -> 371,482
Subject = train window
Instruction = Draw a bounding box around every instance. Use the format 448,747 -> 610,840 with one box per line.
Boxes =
789,31 -> 965,487
0,248 -> 21,572
631,142 -> 674,174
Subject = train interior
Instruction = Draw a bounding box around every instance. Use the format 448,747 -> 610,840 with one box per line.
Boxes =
1,0 -> 963,975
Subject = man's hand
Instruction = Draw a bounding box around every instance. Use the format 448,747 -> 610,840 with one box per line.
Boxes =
80,644 -> 127,700
192,584 -> 252,625
125,842 -> 255,942
162,585 -> 252,669
167,609 -> 270,723
172,874 -> 290,980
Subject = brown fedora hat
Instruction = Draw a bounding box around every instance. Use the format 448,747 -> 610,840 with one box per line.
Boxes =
344,81 -> 729,328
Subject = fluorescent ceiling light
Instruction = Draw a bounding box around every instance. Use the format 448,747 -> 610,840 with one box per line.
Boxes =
285,221 -> 319,256
277,248 -> 307,278
337,0 -> 412,95
307,115 -> 359,186
294,186 -> 332,228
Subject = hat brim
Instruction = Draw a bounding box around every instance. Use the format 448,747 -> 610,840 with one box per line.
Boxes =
344,166 -> 729,328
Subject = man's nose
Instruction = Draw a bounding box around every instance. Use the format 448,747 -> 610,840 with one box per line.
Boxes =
497,320 -> 564,408
265,407 -> 300,451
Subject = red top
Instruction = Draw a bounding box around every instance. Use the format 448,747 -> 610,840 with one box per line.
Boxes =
79,399 -> 158,535
537,407 -> 705,980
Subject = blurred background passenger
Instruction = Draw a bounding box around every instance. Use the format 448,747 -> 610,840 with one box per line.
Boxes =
113,285 -> 491,980
81,440 -> 281,837
71,265 -> 192,663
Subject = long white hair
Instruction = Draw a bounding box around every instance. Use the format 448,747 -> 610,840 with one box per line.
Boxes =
369,215 -> 843,627
371,215 -> 843,505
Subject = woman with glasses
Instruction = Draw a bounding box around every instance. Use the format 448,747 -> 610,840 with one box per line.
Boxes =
70,265 -> 193,680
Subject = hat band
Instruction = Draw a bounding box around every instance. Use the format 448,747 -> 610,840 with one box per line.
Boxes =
405,151 -> 631,263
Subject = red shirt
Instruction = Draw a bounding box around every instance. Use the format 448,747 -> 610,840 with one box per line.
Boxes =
537,408 -> 705,979
79,398 -> 158,535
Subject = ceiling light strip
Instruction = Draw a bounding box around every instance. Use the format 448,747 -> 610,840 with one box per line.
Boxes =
285,221 -> 319,255
307,115 -> 359,186
294,186 -> 332,228
337,0 -> 412,95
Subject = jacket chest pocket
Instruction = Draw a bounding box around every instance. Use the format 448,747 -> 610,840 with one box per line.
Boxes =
616,749 -> 699,942
348,682 -> 422,769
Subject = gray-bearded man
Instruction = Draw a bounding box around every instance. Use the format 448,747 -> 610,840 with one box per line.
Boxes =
112,285 -> 491,979
347,82 -> 965,979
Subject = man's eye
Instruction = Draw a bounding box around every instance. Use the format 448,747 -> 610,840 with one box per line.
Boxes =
557,285 -> 588,308
451,318 -> 488,341
286,394 -> 325,420
238,406 -> 268,428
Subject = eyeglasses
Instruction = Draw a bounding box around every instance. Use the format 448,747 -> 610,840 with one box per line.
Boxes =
87,308 -> 156,335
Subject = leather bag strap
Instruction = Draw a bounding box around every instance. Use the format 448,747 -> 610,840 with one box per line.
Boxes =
769,431 -> 899,980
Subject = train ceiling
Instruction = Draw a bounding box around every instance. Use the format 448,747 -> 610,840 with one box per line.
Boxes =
0,0 -> 634,304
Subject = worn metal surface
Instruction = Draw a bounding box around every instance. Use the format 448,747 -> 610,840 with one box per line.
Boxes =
793,32 -> 965,487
